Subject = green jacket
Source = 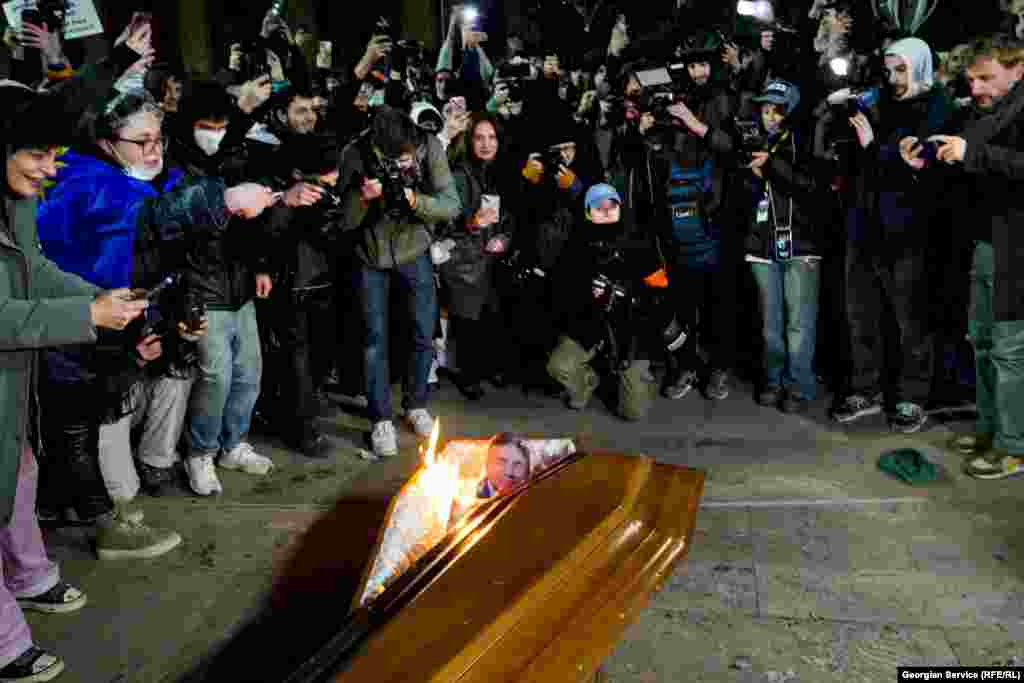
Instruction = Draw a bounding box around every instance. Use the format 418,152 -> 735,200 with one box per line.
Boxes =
0,194 -> 98,525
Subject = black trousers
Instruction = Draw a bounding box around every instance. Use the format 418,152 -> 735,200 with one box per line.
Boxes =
451,311 -> 513,385
666,256 -> 739,378
37,381 -> 115,521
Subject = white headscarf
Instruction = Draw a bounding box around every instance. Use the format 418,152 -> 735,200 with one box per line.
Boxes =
885,37 -> 935,100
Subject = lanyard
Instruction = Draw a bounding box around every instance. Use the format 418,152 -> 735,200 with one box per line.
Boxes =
764,133 -> 796,232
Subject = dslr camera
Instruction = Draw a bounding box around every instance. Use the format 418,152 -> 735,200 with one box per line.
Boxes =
22,0 -> 66,34
367,154 -> 419,219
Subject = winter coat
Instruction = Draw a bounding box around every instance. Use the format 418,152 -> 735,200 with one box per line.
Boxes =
338,130 -> 461,269
955,78 -> 1024,322
440,157 -> 519,320
0,192 -> 98,524
37,151 -> 228,396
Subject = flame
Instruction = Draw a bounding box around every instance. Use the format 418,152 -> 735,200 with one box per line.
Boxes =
419,418 -> 459,530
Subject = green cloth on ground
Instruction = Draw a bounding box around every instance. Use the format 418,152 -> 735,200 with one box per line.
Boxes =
877,448 -> 938,485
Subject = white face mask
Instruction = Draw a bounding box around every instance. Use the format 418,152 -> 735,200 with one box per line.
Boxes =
194,128 -> 227,157
125,161 -> 162,181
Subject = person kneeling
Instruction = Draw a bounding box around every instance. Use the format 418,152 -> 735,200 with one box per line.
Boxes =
546,184 -> 664,421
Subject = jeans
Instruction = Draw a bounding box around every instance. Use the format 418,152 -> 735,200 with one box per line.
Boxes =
357,252 -> 437,422
188,302 -> 262,456
0,448 -> 60,668
751,259 -> 821,399
968,242 -> 1024,455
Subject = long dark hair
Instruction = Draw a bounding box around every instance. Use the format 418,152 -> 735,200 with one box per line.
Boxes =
465,111 -> 503,165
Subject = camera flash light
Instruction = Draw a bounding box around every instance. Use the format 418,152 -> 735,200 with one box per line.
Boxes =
830,57 -> 850,77
463,6 -> 479,23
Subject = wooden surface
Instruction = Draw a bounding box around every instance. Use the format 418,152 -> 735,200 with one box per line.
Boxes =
332,452 -> 704,683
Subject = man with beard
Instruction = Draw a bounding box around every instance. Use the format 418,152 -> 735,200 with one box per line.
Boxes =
900,34 -> 1024,479
828,37 -> 955,434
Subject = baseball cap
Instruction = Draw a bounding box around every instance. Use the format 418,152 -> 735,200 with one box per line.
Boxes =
752,80 -> 801,116
585,183 -> 622,210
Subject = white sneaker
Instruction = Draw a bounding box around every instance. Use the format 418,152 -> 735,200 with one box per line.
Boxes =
406,408 -> 434,439
219,442 -> 274,475
371,420 -> 398,457
185,455 -> 223,496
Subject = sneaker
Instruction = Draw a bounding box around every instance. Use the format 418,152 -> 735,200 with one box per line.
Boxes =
219,442 -> 274,475
781,392 -> 811,415
406,408 -> 435,439
17,583 -> 87,614
0,646 -> 64,682
889,402 -> 928,434
371,420 -> 398,457
185,454 -> 223,496
965,451 -> 1024,480
757,385 -> 783,407
950,432 -> 993,456
297,429 -> 333,459
831,393 -> 883,423
137,461 -> 179,497
95,507 -> 182,560
664,370 -> 698,400
705,369 -> 731,401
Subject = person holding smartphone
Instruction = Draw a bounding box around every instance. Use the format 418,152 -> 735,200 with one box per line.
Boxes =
439,112 -> 518,400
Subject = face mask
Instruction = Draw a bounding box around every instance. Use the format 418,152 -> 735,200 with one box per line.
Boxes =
125,161 -> 162,181
194,128 -> 227,157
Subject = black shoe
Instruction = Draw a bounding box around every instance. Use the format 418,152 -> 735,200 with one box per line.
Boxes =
831,392 -> 883,423
888,402 -> 928,434
137,461 -> 180,497
705,369 -> 731,401
489,372 -> 510,389
757,385 -> 782,407
0,646 -> 64,681
781,392 -> 811,414
300,431 -> 333,459
454,376 -> 486,401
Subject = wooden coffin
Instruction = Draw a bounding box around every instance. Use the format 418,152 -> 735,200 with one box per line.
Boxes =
284,452 -> 704,683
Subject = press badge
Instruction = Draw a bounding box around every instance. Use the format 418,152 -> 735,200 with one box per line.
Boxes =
756,195 -> 770,223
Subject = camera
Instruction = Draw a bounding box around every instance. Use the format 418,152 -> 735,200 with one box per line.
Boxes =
132,274 -> 206,340
236,40 -> 271,82
733,118 -> 767,165
22,0 -> 66,34
367,154 -> 418,219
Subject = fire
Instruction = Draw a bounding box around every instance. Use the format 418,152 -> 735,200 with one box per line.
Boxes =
419,419 -> 482,529
419,419 -> 459,530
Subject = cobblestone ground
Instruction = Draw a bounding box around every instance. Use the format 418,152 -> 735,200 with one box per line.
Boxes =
25,377 -> 1023,682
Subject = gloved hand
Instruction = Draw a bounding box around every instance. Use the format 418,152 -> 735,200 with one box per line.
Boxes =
522,158 -> 544,184
556,166 -> 577,191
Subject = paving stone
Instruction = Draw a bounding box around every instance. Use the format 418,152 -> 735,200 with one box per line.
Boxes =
604,608 -> 956,683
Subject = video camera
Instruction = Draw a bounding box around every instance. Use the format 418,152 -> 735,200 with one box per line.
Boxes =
236,40 -> 271,83
130,274 -> 205,340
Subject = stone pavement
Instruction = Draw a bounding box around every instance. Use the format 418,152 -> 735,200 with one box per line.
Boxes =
24,377 -> 1024,682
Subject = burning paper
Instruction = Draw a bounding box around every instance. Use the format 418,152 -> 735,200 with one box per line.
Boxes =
354,427 -> 575,610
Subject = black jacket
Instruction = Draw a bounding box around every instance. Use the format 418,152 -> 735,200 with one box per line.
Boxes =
954,79 -> 1024,321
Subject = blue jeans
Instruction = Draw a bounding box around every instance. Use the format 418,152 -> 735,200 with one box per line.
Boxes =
968,242 -> 1024,455
188,301 -> 262,456
357,252 -> 437,422
750,259 -> 821,399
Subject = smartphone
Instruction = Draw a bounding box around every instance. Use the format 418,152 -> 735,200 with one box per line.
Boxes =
480,194 -> 500,221
450,96 -> 467,114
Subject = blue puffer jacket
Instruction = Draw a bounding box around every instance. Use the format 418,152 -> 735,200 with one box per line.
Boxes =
37,150 -> 229,396
38,151 -> 185,290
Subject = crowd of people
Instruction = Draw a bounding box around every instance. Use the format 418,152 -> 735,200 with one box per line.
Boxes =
0,0 -> 1023,678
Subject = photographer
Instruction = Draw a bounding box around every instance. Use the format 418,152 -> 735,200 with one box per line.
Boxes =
899,35 -> 1024,479
337,106 -> 460,457
827,37 -> 954,433
734,81 -> 826,413
547,184 -> 663,420
36,88 -> 274,546
255,135 -> 343,458
657,32 -> 741,402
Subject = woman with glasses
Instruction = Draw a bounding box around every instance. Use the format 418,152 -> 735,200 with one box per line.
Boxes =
34,89 -> 275,560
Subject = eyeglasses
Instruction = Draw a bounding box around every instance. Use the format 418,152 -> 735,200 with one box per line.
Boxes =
113,136 -> 167,155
